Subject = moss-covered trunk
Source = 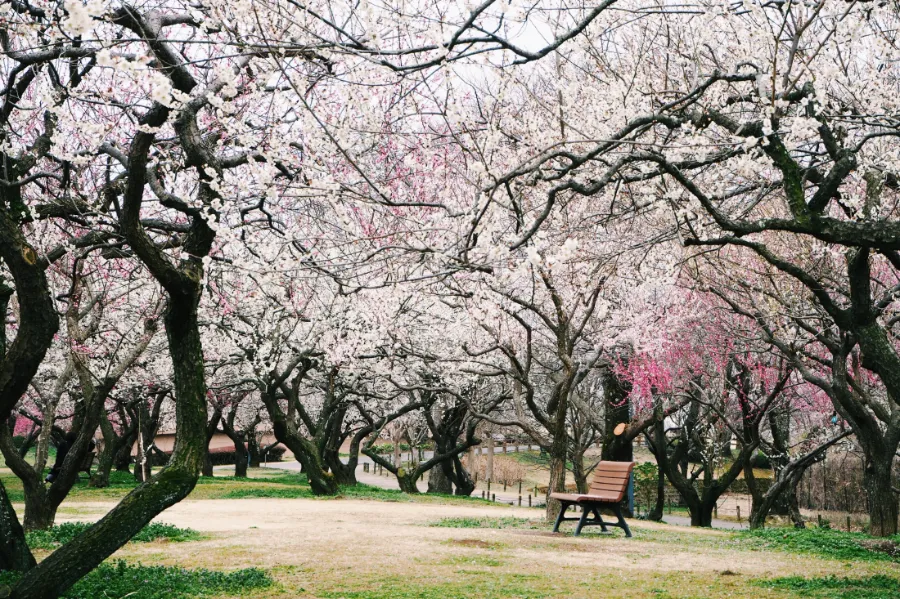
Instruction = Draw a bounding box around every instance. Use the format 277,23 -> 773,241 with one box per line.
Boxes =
21,482 -> 54,532
396,469 -> 420,494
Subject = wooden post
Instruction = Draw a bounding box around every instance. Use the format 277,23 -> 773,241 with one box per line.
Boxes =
847,515 -> 851,532
487,481 -> 491,494
503,481 -> 507,492
714,504 -> 718,519
481,490 -> 485,499
817,514 -> 823,527
492,493 -> 496,502
518,496 -> 522,507
528,495 -> 532,507
736,506 -> 741,522
518,481 -> 522,495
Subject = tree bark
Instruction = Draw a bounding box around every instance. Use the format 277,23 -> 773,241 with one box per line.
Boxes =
648,459 -> 666,521
201,405 -> 223,478
0,482 -> 35,572
570,448 -> 587,494
485,432 -> 494,483
396,468 -> 420,494
427,461 -> 453,494
451,456 -> 476,496
865,455 -> 899,537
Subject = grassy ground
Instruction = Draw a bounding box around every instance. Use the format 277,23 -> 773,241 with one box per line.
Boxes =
6,466 -> 900,598
0,467 -> 502,515
95,497 -> 899,599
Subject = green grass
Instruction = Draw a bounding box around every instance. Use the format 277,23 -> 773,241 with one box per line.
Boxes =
0,561 -> 271,599
745,527 -> 900,563
221,486 -> 313,499
26,522 -> 201,550
316,573 -> 552,599
0,468 -> 503,510
430,516 -> 542,530
757,575 -> 900,599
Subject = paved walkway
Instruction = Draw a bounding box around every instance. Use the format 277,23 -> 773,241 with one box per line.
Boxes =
262,459 -> 747,530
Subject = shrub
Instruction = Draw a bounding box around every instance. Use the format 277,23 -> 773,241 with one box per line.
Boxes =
750,451 -> 772,469
633,462 -> 660,514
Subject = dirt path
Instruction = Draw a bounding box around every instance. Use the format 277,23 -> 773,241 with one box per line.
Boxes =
263,462 -> 749,529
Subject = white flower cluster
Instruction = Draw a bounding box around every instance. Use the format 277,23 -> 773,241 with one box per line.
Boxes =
62,0 -> 105,36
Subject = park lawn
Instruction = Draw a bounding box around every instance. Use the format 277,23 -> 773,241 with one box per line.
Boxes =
5,468 -> 898,598
0,467 -> 502,508
47,494 -> 899,599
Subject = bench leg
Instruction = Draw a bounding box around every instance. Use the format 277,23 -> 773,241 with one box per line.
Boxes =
552,502 -> 570,533
574,505 -> 591,536
613,503 -> 632,538
592,507 -> 609,533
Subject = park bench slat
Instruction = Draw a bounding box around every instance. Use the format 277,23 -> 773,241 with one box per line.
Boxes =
591,476 -> 628,489
597,462 -> 634,472
594,469 -> 631,480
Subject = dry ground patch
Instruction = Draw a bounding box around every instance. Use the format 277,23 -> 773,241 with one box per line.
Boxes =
34,497 -> 898,599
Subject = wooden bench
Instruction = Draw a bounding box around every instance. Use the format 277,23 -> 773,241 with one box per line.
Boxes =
550,461 -> 634,537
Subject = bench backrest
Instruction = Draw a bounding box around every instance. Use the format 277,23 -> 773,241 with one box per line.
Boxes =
588,461 -> 635,502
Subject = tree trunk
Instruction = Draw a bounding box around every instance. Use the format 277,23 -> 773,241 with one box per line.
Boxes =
691,500 -> 715,527
571,449 -> 587,494
451,457 -> 475,496
427,462 -> 453,494
0,482 -> 35,572
865,456 -> 899,537
485,434 -> 494,483
201,454 -> 213,477
114,441 -> 132,472
247,434 -> 261,468
20,481 -> 55,532
322,442 -> 357,486
545,438 -> 568,521
392,439 -> 401,468
397,468 -> 420,494
648,460 -> 665,521
284,437 -> 338,495
133,442 -> 150,482
234,449 -> 248,478
90,448 -> 114,489
601,366 -> 634,516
